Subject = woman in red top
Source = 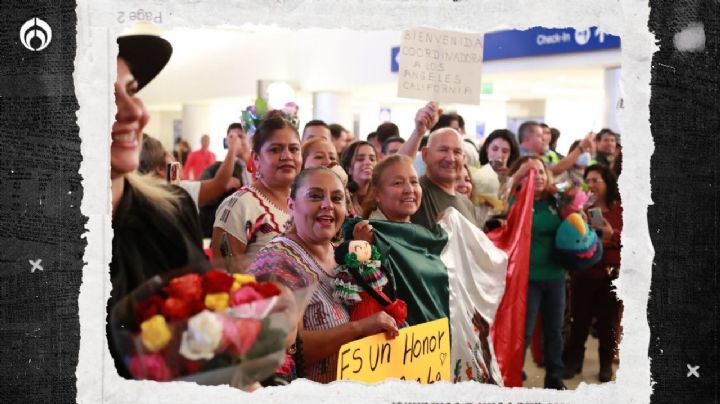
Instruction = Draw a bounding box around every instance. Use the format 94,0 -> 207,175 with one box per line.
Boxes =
563,164 -> 623,383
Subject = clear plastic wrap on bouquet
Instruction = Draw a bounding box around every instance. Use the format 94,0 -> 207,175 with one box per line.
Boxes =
109,264 -> 315,390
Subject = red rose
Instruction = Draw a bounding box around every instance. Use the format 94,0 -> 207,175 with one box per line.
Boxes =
202,270 -> 234,294
128,353 -> 172,381
135,295 -> 164,326
164,273 -> 204,301
246,282 -> 281,298
181,358 -> 203,375
161,297 -> 193,320
275,353 -> 295,376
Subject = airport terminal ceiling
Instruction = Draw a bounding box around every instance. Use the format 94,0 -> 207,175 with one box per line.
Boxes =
138,26 -> 620,155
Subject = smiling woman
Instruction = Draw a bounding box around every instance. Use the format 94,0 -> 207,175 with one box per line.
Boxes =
340,141 -> 378,216
109,32 -> 206,378
211,117 -> 301,270
246,167 -> 399,383
362,154 -> 422,222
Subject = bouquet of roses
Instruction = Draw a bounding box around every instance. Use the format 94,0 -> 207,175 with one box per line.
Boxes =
110,265 -> 314,389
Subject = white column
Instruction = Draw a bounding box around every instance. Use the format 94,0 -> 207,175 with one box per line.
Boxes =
181,104 -> 211,150
604,67 -> 622,134
312,91 -> 353,128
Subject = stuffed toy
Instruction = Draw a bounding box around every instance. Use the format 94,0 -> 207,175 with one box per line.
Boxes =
468,164 -> 504,213
553,212 -> 604,271
333,240 -> 407,325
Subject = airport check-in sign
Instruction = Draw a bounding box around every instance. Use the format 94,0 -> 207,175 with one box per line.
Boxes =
391,26 -> 620,72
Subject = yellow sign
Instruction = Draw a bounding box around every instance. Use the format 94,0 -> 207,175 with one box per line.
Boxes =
336,317 -> 450,384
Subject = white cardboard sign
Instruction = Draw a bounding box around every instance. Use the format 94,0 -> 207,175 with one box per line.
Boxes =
397,27 -> 484,105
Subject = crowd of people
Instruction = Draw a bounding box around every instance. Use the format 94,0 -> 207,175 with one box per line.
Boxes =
109,30 -> 623,390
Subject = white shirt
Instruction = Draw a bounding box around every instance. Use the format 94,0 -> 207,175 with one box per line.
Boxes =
178,180 -> 201,211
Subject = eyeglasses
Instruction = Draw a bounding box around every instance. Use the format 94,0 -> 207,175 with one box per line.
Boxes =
586,178 -> 604,184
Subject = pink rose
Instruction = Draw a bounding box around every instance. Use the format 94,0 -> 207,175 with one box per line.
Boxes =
219,317 -> 262,355
128,353 -> 172,381
229,286 -> 265,307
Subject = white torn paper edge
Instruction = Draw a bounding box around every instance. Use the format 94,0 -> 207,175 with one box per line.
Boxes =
76,0 -> 656,403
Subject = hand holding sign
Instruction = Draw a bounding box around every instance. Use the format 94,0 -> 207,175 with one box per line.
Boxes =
357,311 -> 399,339
337,318 -> 450,384
414,101 -> 442,135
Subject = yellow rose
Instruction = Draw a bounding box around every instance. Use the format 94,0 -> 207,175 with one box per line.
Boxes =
230,274 -> 256,292
204,292 -> 230,312
140,315 -> 172,352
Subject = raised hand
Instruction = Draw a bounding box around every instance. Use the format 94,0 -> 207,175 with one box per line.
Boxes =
414,101 -> 442,135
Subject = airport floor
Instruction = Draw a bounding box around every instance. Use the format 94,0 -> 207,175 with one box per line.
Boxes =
522,335 -> 619,389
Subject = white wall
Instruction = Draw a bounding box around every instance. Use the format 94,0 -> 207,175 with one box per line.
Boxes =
545,96 -> 605,155
141,28 -> 299,105
144,109 -> 182,152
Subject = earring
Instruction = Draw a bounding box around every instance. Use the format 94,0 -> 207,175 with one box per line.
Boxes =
255,170 -> 263,180
283,217 -> 294,233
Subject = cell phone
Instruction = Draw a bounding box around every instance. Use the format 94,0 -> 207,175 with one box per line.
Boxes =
588,207 -> 604,228
166,162 -> 181,185
223,137 -> 228,149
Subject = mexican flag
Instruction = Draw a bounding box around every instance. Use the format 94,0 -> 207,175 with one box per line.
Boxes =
487,171 -> 536,387
343,171 -> 535,386
344,205 -> 514,385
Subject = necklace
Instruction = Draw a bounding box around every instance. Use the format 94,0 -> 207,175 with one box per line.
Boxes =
256,179 -> 289,212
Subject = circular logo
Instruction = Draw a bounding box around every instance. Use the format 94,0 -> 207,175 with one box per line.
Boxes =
20,18 -> 52,51
574,28 -> 592,46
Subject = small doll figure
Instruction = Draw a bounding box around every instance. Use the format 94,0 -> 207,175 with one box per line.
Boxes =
333,240 -> 407,325
553,179 -> 590,219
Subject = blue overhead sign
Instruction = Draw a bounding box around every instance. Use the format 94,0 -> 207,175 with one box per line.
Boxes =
483,26 -> 620,61
391,27 -> 619,72
391,46 -> 400,72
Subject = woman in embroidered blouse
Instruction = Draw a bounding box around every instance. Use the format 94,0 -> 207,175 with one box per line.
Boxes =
211,117 -> 301,270
246,167 -> 399,383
